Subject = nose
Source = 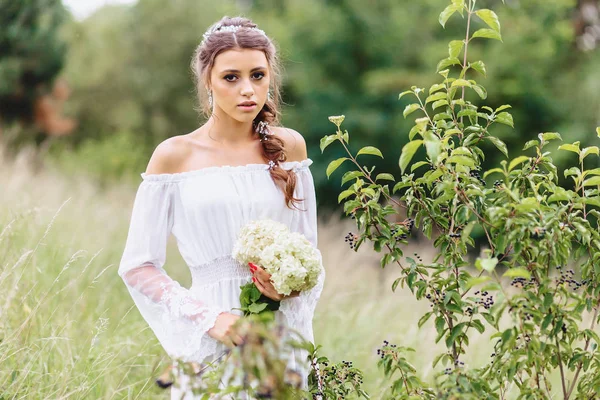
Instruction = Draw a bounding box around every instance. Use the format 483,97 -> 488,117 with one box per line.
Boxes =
240,78 -> 254,97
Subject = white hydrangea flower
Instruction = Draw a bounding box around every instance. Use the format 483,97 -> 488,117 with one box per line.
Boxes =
232,219 -> 324,296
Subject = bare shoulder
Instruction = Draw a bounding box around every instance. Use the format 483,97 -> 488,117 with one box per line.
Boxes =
145,136 -> 193,175
270,126 -> 308,162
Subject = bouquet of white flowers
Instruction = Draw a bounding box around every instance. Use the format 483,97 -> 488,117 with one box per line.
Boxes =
232,219 -> 323,315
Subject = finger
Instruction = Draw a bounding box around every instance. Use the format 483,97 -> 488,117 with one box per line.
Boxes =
253,265 -> 271,282
222,336 -> 234,348
232,333 -> 245,346
253,277 -> 279,300
252,276 -> 265,291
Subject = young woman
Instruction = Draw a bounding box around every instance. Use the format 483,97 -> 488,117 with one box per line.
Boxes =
117,16 -> 325,399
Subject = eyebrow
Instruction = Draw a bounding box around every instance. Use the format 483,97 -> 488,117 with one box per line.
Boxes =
221,67 -> 267,73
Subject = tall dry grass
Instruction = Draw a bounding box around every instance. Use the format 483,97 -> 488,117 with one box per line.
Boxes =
0,143 -> 510,399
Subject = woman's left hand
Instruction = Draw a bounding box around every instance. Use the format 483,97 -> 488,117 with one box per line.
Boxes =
248,262 -> 300,301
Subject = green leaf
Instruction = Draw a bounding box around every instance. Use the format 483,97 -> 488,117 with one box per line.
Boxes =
398,90 -> 413,100
448,40 -> 464,58
495,112 -> 514,127
338,189 -> 354,203
341,170 -> 364,186
475,257 -> 498,272
475,9 -> 501,32
357,146 -> 384,158
466,276 -> 491,290
472,84 -> 487,99
326,157 -> 349,178
432,99 -> 450,110
375,173 -> 395,182
580,146 -> 599,161
423,131 -> 441,162
320,135 -> 338,153
509,156 -> 530,171
399,140 -> 423,174
437,57 -> 461,72
558,143 -> 580,154
451,79 -> 472,88
470,320 -> 485,334
248,302 -> 269,313
403,103 -> 421,118
446,323 -> 465,348
597,127 -> 600,138
429,83 -> 445,94
393,181 -> 411,193
457,109 -> 477,118
503,267 -> 531,279
425,92 -> 447,104
418,311 -> 434,328
523,140 -> 539,151
487,136 -> 508,158
583,176 -> 600,187
472,28 -> 502,41
470,61 -> 486,76
483,168 -> 504,179
439,4 -> 460,28
539,132 -> 562,142
411,161 -> 429,172
447,155 -> 476,167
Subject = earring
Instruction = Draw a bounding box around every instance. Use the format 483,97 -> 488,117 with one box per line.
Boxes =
207,90 -> 213,107
267,88 -> 271,102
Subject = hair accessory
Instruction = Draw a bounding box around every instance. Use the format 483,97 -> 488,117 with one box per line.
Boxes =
255,120 -> 273,142
202,24 -> 267,45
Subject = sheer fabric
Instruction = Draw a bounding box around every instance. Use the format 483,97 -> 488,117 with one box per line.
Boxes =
118,158 -> 325,397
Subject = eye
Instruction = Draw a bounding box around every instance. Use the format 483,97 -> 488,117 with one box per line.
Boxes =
224,74 -> 237,82
252,72 -> 265,80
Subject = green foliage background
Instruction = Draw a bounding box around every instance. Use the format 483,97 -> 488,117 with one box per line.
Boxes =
4,0 -> 600,210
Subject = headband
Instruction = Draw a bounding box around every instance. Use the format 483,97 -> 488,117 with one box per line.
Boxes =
201,24 -> 268,45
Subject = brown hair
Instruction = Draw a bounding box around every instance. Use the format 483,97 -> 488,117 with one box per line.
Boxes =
191,16 -> 304,211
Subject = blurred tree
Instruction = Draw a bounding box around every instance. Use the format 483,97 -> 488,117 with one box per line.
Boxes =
0,0 -> 73,144
54,0 -> 600,210
575,0 -> 600,51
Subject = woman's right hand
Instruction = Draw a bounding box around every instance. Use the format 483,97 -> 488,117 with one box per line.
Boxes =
207,312 -> 244,347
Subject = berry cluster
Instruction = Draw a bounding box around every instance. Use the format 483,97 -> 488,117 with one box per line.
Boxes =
493,180 -> 503,188
510,277 -> 537,290
448,230 -> 462,239
443,359 -> 465,375
344,232 -> 358,250
469,170 -> 486,185
474,291 -> 494,310
376,340 -> 397,359
317,357 -> 364,394
404,218 -> 415,231
391,225 -> 408,240
426,288 -> 443,307
556,266 -> 588,291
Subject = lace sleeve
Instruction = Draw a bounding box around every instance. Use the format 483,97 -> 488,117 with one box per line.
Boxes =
279,165 -> 326,345
118,179 -> 228,362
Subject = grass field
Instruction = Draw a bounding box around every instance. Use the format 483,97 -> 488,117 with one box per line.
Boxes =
1,145 -> 570,399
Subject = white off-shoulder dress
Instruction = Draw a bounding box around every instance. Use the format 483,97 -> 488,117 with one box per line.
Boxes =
118,158 -> 325,399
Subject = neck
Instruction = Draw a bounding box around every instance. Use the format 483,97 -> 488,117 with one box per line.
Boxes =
203,110 -> 257,146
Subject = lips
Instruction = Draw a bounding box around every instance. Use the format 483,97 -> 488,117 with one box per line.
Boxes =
238,101 -> 256,106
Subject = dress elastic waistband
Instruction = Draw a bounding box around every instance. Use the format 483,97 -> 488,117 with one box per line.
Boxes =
189,255 -> 253,288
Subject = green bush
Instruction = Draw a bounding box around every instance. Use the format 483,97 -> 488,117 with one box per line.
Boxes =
321,0 -> 600,398
48,131 -> 149,186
